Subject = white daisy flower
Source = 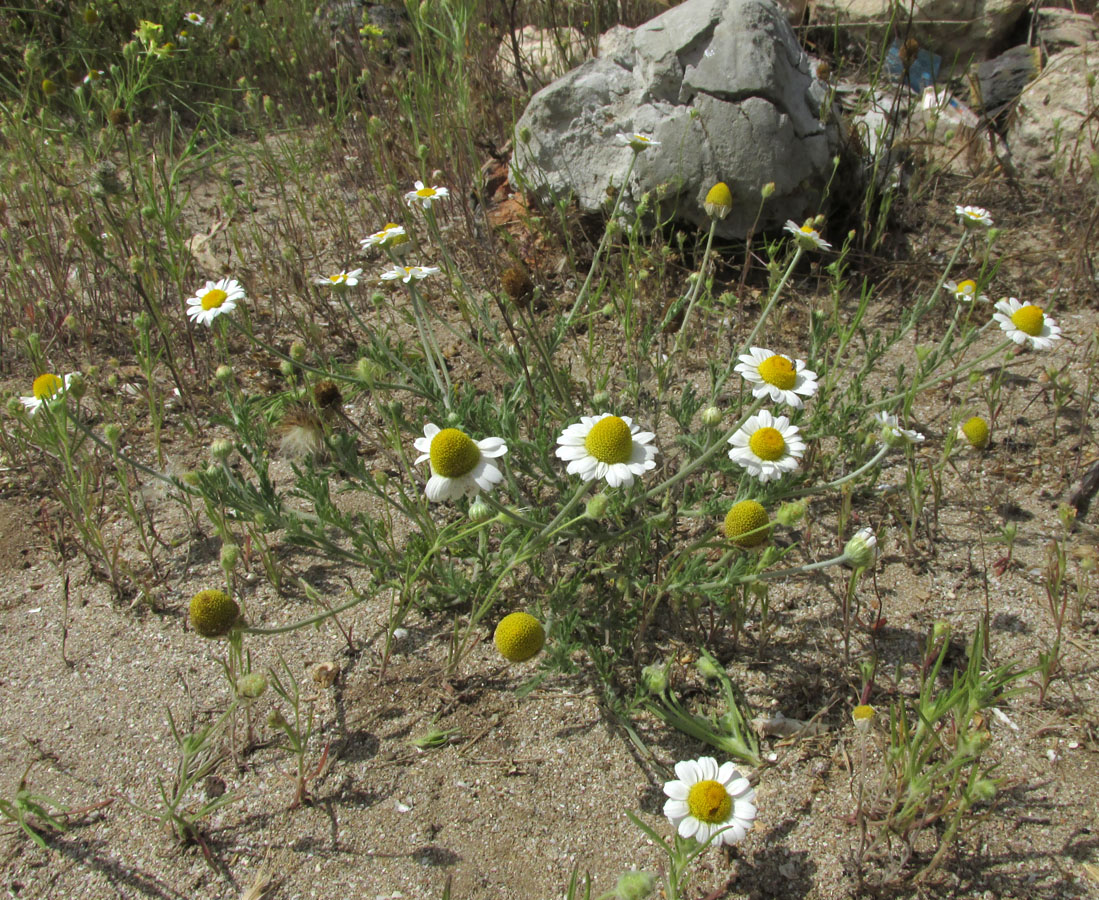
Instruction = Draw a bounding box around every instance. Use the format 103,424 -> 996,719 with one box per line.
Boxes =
734,347 -> 819,408
783,219 -> 832,251
874,411 -> 925,446
944,278 -> 987,303
360,223 -> 408,250
956,205 -> 992,228
315,268 -> 362,287
992,297 -> 1061,351
380,264 -> 440,283
20,373 -> 75,415
184,12 -> 206,25
555,413 -> 658,488
82,69 -> 105,85
615,132 -> 660,152
405,181 -> 449,210
727,409 -> 805,483
663,756 -> 757,848
413,423 -> 507,502
185,277 -> 245,326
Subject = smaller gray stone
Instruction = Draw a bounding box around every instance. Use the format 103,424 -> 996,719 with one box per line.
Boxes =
1011,42 -> 1099,181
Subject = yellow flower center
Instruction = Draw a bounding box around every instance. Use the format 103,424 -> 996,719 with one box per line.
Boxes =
32,373 -> 63,400
758,355 -> 796,390
201,288 -> 229,310
584,416 -> 633,465
724,500 -> 770,548
705,182 -> 732,210
429,428 -> 480,478
1010,304 -> 1044,337
956,279 -> 977,297
416,187 -> 436,198
493,612 -> 545,663
748,426 -> 786,461
961,416 -> 989,449
852,704 -> 875,723
687,780 -> 732,824
329,274 -> 344,283
800,224 -> 815,235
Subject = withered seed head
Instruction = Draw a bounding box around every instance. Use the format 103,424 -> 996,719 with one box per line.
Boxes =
313,379 -> 342,410
500,266 -> 533,307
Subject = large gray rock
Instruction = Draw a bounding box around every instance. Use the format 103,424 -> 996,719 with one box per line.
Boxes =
509,0 -> 841,239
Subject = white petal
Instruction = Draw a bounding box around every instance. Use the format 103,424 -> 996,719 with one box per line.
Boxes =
477,437 -> 508,457
663,780 -> 689,801
678,816 -> 700,839
725,777 -> 751,798
734,799 -> 757,822
663,799 -> 688,819
556,445 -> 590,461
425,474 -> 454,502
717,761 -> 738,784
697,757 -> 718,780
675,760 -> 700,785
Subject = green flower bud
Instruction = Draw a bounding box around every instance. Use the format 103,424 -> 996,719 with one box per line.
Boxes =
215,364 -> 233,383
210,438 -> 233,462
695,653 -> 724,681
843,528 -> 878,568
700,405 -> 722,426
220,543 -> 240,571
103,423 -> 122,448
615,870 -> 656,900
236,672 -> 268,699
775,498 -> 808,527
585,494 -> 609,519
640,662 -> 668,695
970,776 -> 997,803
760,182 -> 775,199
468,499 -> 492,523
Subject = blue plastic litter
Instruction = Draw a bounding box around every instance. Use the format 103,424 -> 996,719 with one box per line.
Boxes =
884,39 -> 942,90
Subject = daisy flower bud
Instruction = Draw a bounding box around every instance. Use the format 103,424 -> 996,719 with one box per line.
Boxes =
774,498 -> 808,527
215,364 -> 233,383
958,416 -> 990,449
468,499 -> 492,523
700,406 -> 722,426
585,494 -> 609,519
210,439 -> 233,462
641,663 -> 668,695
703,182 -> 733,220
695,653 -> 724,681
852,704 -> 875,733
220,543 -> 240,572
614,870 -> 656,900
236,672 -> 268,699
843,527 -> 878,568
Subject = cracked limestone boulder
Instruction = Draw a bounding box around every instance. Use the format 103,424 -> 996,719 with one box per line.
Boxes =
509,0 -> 841,239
